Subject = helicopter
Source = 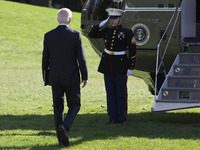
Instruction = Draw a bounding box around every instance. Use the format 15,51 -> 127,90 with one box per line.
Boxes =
81,0 -> 200,112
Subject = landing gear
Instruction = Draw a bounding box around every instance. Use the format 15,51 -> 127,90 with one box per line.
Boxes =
149,73 -> 165,95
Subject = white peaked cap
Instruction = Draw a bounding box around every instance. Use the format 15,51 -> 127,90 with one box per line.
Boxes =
106,8 -> 124,16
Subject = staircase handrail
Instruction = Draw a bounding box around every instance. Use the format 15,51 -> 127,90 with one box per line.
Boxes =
155,0 -> 183,100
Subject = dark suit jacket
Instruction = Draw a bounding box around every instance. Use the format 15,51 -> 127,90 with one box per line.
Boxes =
42,25 -> 88,86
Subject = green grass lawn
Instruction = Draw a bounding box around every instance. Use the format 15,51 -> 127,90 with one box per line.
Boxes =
1,1 -> 200,149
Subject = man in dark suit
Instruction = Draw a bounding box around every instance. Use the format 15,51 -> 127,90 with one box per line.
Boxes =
42,8 -> 88,146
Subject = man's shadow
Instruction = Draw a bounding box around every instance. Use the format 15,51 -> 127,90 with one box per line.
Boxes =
1,112 -> 200,149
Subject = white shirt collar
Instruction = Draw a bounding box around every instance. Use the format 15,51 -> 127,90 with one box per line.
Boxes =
59,23 -> 68,27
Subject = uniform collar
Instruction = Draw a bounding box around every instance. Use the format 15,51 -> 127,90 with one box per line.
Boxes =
112,25 -> 122,30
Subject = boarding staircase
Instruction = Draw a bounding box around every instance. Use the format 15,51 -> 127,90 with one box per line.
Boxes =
152,0 -> 200,112
152,51 -> 200,112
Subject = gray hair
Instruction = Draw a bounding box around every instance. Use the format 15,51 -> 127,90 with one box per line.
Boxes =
57,8 -> 72,24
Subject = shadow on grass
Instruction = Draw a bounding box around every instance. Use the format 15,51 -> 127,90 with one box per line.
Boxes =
1,112 -> 200,149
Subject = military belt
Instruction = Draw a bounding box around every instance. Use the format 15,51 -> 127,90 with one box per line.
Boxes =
104,49 -> 126,55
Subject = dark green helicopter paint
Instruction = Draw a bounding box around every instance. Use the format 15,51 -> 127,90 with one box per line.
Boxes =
81,0 -> 200,94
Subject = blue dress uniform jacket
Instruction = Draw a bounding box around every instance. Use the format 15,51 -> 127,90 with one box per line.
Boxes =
89,24 -> 136,76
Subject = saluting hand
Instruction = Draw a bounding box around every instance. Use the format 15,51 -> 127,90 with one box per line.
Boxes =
99,17 -> 110,28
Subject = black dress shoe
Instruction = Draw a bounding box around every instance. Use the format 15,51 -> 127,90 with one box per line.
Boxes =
57,125 -> 69,146
104,120 -> 117,125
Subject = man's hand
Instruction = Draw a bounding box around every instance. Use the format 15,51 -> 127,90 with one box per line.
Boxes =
127,69 -> 133,76
82,80 -> 87,88
99,17 -> 109,28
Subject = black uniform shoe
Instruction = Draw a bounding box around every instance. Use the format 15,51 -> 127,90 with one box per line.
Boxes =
104,120 -> 117,125
57,125 -> 69,146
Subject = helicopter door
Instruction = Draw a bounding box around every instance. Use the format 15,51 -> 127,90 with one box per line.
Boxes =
181,0 -> 196,39
196,0 -> 200,24
196,0 -> 200,42
197,0 -> 200,23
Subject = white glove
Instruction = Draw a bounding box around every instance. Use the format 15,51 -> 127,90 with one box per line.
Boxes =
127,69 -> 133,76
99,17 -> 109,28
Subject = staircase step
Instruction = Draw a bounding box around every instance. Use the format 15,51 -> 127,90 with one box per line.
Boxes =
174,64 -> 200,76
162,87 -> 200,90
187,43 -> 200,46
179,53 -> 200,64
188,45 -> 200,52
154,53 -> 200,111
161,88 -> 200,100
156,99 -> 200,103
168,76 -> 200,88
152,102 -> 200,112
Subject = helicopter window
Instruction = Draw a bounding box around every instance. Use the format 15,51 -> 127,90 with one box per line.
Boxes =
168,3 -> 174,8
158,4 -> 164,8
84,0 -> 124,21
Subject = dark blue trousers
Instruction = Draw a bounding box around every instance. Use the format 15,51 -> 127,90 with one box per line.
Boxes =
52,85 -> 80,133
104,75 -> 128,122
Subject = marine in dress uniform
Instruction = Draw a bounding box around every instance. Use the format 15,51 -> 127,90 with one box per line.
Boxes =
88,8 -> 136,125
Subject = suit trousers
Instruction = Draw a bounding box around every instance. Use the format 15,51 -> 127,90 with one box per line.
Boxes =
104,75 -> 128,122
51,85 -> 80,132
